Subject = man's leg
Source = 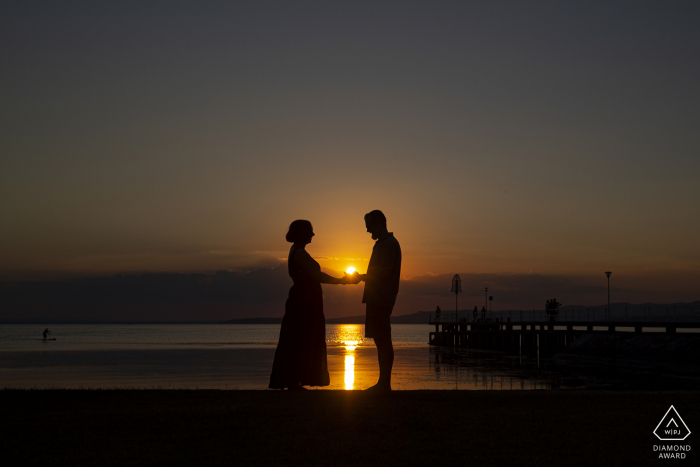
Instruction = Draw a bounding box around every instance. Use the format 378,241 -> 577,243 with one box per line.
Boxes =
366,304 -> 394,391
374,342 -> 383,386
373,334 -> 394,388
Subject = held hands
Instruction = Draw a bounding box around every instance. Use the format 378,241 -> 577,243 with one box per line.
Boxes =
341,271 -> 363,285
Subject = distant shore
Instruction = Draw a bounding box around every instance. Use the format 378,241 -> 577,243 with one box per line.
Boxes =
223,311 -> 432,325
0,311 -> 431,325
3,390 -> 698,466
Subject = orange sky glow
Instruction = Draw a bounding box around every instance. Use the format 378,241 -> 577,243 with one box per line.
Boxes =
1,2 -> 699,317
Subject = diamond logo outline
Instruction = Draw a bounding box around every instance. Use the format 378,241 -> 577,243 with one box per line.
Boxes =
654,405 -> 691,441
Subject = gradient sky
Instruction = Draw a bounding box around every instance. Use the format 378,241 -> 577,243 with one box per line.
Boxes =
1,1 -> 699,311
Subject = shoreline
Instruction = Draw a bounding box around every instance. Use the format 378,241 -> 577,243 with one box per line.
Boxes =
3,344 -> 700,391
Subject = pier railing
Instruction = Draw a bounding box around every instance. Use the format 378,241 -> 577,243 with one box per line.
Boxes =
430,306 -> 700,324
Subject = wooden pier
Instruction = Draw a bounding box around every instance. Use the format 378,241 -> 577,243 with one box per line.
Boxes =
428,307 -> 700,354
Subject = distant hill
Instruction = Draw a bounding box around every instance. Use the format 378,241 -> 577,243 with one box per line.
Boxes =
224,311 -> 432,325
325,311 -> 432,324
560,301 -> 700,309
222,317 -> 283,324
392,311 -> 432,324
222,302 -> 700,325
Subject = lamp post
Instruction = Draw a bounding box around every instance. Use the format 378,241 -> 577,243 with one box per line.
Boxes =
605,271 -> 612,312
484,287 -> 488,311
451,275 -> 462,322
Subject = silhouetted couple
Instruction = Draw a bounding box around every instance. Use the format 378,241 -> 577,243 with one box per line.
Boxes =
269,210 -> 401,392
546,298 -> 561,322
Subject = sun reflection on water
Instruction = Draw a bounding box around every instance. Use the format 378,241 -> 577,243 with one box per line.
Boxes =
344,340 -> 358,351
329,325 -> 366,390
344,355 -> 355,390
327,324 -> 366,347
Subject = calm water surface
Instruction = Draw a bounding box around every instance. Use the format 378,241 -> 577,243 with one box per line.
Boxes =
1,324 -> 687,390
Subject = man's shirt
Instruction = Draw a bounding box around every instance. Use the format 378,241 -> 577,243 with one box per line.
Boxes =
362,232 -> 401,309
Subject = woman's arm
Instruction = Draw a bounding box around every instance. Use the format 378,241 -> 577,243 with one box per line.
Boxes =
294,249 -> 347,284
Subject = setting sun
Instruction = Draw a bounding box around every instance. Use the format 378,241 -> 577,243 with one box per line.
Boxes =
346,267 -> 356,274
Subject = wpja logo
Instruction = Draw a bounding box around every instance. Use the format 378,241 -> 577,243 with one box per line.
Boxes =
653,405 -> 691,459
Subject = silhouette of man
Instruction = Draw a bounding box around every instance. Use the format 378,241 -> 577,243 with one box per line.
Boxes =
473,306 -> 478,321
42,328 -> 50,342
552,298 -> 561,322
359,210 -> 401,392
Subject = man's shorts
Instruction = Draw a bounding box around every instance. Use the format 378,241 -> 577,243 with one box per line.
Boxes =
365,303 -> 392,339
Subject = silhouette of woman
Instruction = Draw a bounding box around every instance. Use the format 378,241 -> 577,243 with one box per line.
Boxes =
269,220 -> 359,390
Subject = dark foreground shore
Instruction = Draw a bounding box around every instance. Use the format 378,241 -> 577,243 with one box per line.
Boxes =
2,390 -> 698,466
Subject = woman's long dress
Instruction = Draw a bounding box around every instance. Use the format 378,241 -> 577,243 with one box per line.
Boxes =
269,246 -> 330,389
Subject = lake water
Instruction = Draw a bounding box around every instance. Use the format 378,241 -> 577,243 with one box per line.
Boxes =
1,324 -> 693,390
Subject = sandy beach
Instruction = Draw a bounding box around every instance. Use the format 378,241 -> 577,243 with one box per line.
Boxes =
3,389 -> 698,466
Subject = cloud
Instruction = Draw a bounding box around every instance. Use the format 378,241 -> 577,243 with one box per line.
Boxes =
2,265 -> 698,322
1,265 -> 290,322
